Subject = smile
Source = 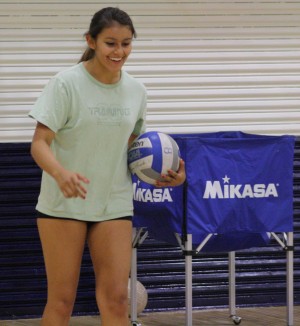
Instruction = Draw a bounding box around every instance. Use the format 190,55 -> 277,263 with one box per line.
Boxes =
110,57 -> 122,62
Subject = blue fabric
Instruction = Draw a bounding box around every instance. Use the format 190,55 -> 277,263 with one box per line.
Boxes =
132,132 -> 295,251
132,175 -> 183,244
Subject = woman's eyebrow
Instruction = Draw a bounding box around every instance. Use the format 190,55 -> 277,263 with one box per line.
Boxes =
104,37 -> 133,41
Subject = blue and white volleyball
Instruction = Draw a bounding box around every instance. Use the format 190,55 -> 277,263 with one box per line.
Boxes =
128,131 -> 180,185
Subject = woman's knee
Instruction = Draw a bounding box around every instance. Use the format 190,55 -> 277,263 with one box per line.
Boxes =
99,286 -> 128,315
46,294 -> 75,318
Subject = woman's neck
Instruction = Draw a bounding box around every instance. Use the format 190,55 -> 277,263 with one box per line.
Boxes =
83,60 -> 121,84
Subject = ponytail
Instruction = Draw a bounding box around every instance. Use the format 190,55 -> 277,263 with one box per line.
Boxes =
78,47 -> 95,63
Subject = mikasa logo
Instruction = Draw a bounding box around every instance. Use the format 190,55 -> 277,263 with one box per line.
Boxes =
133,181 -> 173,202
203,175 -> 279,199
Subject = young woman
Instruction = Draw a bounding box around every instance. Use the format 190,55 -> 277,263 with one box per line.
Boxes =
29,7 -> 185,326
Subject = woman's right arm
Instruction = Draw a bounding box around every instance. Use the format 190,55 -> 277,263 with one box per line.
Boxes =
31,122 -> 89,199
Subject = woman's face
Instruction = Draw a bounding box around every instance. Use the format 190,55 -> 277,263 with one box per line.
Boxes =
87,22 -> 133,75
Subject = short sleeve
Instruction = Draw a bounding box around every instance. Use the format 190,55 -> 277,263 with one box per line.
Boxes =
132,91 -> 147,136
29,76 -> 70,133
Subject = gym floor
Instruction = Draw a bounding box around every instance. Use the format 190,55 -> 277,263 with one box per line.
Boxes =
0,305 -> 299,325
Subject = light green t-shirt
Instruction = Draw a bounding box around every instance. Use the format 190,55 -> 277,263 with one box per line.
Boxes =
29,62 -> 147,221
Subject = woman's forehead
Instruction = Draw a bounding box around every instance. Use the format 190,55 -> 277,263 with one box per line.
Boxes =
99,23 -> 133,39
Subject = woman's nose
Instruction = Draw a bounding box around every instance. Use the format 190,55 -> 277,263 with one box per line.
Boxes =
114,45 -> 122,53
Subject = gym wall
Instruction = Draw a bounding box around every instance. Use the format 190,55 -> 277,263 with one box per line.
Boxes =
1,0 -> 300,141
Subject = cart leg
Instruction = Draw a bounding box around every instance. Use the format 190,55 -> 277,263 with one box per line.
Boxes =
185,234 -> 193,326
286,232 -> 294,326
130,228 -> 138,325
229,252 -> 241,325
229,251 -> 236,317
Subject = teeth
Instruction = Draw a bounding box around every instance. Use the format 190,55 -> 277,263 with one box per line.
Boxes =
110,58 -> 121,62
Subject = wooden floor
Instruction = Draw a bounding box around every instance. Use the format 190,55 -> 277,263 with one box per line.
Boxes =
0,306 -> 299,326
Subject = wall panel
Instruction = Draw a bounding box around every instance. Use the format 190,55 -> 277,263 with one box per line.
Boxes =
0,0 -> 299,142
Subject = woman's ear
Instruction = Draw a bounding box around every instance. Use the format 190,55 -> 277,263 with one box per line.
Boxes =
86,34 -> 96,50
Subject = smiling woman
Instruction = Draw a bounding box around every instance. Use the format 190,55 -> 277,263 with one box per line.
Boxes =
27,6 -> 185,326
28,7 -> 147,326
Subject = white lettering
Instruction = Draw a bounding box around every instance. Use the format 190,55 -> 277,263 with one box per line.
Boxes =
203,181 -> 223,199
241,184 -> 253,198
253,184 -> 266,198
203,180 -> 279,199
265,183 -> 278,197
133,183 -> 173,202
230,184 -> 243,198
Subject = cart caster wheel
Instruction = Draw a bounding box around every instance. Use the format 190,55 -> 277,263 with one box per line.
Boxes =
131,322 -> 142,326
231,315 -> 242,325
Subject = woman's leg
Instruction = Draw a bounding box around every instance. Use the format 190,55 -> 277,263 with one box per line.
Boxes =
37,218 -> 88,326
87,218 -> 132,326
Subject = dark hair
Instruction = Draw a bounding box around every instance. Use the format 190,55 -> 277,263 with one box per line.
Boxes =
79,7 -> 136,62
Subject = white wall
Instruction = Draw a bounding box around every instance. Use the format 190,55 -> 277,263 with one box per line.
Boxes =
1,0 -> 300,142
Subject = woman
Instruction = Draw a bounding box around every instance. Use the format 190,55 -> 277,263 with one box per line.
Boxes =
29,7 -> 185,326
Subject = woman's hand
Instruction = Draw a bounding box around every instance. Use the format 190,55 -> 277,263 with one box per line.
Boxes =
53,168 -> 90,199
31,122 -> 90,199
155,159 -> 186,188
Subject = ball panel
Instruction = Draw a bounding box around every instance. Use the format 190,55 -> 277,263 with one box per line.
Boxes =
140,168 -> 162,182
136,169 -> 158,185
128,147 -> 153,165
158,133 -> 175,175
170,137 -> 180,172
129,155 -> 153,175
148,132 -> 163,173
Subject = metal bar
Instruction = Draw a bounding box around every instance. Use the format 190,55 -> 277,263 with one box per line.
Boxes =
229,251 -> 236,317
270,232 -> 286,249
130,227 -> 138,323
286,232 -> 294,326
174,232 -> 185,250
195,233 -> 214,253
132,227 -> 144,248
185,234 -> 193,326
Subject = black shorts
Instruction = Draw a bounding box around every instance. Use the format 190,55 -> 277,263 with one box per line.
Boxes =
37,211 -> 132,229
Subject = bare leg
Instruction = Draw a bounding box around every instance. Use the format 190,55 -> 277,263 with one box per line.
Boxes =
37,218 -> 88,326
87,219 -> 132,326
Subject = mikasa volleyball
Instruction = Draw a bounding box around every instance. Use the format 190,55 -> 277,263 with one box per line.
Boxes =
128,131 -> 181,185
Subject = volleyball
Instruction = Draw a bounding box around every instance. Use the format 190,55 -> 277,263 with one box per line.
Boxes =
128,279 -> 148,316
128,131 -> 181,185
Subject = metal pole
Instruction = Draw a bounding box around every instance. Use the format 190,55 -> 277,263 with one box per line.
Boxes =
130,227 -> 138,323
229,251 -> 236,317
286,232 -> 294,326
185,233 -> 193,326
